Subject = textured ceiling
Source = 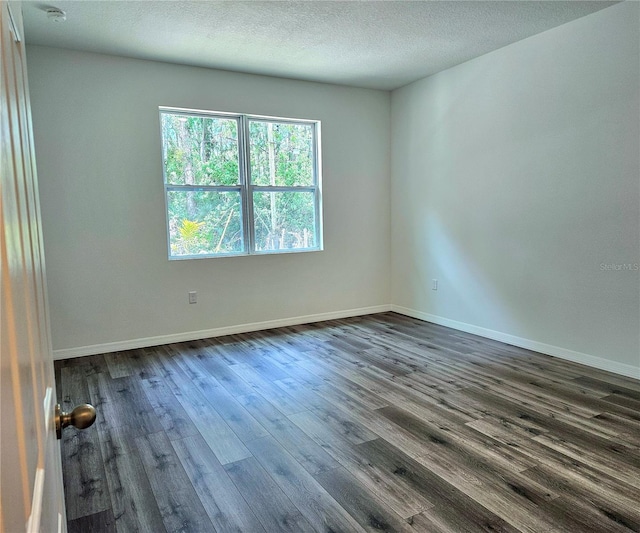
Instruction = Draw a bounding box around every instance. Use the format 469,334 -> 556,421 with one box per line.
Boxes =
22,1 -> 619,90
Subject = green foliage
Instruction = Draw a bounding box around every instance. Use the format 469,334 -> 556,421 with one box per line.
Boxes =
162,114 -> 239,186
178,219 -> 205,240
253,191 -> 316,251
249,122 -> 314,187
168,191 -> 243,256
174,219 -> 206,255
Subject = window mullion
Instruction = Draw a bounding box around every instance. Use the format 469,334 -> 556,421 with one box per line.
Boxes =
239,115 -> 254,254
251,186 -> 316,193
313,122 -> 323,246
165,185 -> 241,193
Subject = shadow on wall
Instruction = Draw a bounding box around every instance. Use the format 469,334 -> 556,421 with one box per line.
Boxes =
423,213 -> 518,335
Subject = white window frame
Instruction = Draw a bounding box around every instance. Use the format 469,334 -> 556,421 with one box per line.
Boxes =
159,107 -> 323,259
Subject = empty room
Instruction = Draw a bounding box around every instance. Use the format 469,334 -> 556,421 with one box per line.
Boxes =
1,1 -> 639,532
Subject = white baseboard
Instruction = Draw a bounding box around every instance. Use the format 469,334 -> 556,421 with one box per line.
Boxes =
53,303 -> 639,381
391,305 -> 640,380
52,305 -> 392,360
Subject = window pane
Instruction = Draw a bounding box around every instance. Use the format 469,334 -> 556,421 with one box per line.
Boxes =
167,190 -> 243,256
162,114 -> 240,186
253,191 -> 317,251
249,121 -> 314,186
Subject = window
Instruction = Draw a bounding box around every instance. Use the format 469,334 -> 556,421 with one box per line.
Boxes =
160,107 -> 322,259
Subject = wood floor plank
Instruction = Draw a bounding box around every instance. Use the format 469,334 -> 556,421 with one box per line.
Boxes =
308,380 -> 431,459
423,356 -> 606,423
601,392 -> 640,413
237,392 -> 341,475
209,337 -> 255,365
310,402 -> 380,446
538,495 -> 636,533
135,431 -> 215,533
247,355 -> 293,381
58,354 -> 107,378
571,368 -> 640,393
531,432 -> 640,489
139,376 -> 199,441
266,354 -> 328,387
289,411 -> 435,519
456,361 -> 611,415
128,348 -> 159,380
408,508 -> 507,533
376,404 -> 537,474
412,452 -> 559,533
172,434 -> 266,533
460,364 -> 608,420
229,362 -> 307,416
223,457 -> 316,533
257,339 -> 307,367
273,376 -> 331,410
316,353 -> 476,426
194,349 -> 257,396
159,356 -> 253,464
247,436 -> 366,533
591,411 -> 640,447
572,375 -> 640,399
314,465 -> 416,533
294,358 -> 390,409
172,350 -> 223,398
177,355 -> 270,443
464,348 -> 587,384
86,373 -> 163,438
289,402 -> 378,445
97,425 -> 166,533
264,328 -> 326,354
463,386 -> 640,472
350,348 -> 414,377
357,438 -> 520,532
103,350 -> 134,379
464,415 -> 640,509
67,509 -> 116,533
462,384 -> 627,444
523,464 -> 640,532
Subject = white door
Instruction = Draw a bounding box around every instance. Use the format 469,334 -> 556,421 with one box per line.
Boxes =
1,1 -> 67,531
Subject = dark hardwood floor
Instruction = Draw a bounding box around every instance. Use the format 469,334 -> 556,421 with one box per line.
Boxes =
55,312 -> 640,533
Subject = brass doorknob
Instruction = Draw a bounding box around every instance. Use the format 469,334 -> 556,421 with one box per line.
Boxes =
55,403 -> 96,439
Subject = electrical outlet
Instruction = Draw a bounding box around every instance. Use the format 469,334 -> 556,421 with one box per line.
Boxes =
188,291 -> 197,304
432,279 -> 438,291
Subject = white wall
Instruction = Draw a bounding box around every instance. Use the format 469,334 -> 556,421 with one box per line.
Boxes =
391,2 -> 640,377
27,47 -> 391,355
